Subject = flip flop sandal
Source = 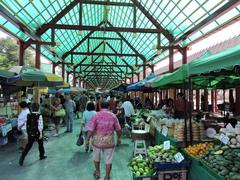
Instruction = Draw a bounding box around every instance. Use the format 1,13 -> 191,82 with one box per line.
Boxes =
93,171 -> 100,179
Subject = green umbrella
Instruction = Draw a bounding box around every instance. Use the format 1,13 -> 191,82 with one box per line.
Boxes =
8,66 -> 63,87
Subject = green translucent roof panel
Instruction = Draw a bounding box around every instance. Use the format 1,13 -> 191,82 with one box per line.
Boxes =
0,0 -> 239,85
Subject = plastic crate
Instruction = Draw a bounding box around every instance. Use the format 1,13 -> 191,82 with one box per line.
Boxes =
155,162 -> 191,170
133,174 -> 158,180
158,170 -> 188,180
0,136 -> 8,145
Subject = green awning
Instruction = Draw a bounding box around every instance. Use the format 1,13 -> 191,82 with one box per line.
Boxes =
152,64 -> 188,88
189,44 -> 240,76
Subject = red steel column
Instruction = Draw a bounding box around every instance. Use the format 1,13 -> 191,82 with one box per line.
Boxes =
35,43 -> 41,69
169,48 -> 174,72
66,71 -> 69,82
52,62 -> 56,74
143,65 -> 146,79
236,88 -> 240,115
73,70 -> 76,86
204,89 -> 208,112
196,89 -> 200,111
62,62 -> 65,81
18,40 -> 24,66
214,90 -> 218,112
211,90 -> 215,112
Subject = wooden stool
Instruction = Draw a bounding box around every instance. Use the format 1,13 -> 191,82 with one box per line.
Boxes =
134,140 -> 147,156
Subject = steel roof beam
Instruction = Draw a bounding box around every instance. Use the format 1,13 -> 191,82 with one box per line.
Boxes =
78,70 -> 127,73
130,0 -> 174,42
106,55 -> 126,73
46,24 -> 165,33
89,37 -> 121,40
75,64 -> 130,67
70,52 -> 140,57
81,1 -> 134,7
62,22 -> 104,59
105,42 -> 135,71
70,41 -> 104,68
172,0 -> 240,45
36,0 -> 79,36
107,21 -> 146,62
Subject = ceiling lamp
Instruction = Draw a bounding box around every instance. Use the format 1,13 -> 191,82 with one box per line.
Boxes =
55,42 -> 61,46
152,44 -> 157,50
50,46 -> 55,52
106,6 -> 111,11
120,56 -> 125,60
132,33 -> 137,38
156,49 -> 162,55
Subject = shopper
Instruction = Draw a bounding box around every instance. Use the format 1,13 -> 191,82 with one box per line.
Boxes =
86,101 -> 121,180
50,98 -> 62,137
95,96 -> 102,112
115,100 -> 125,128
162,98 -> 175,117
145,97 -> 154,110
80,102 -> 96,152
175,93 -> 188,119
19,103 -> 47,166
121,97 -> 135,127
79,91 -> 89,117
17,101 -> 30,151
64,95 -> 76,133
109,95 -> 116,113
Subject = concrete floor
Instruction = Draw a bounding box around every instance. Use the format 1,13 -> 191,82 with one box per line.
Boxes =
0,118 -> 133,180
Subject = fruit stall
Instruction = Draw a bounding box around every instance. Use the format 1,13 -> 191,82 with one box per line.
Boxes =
0,116 -> 18,146
128,109 -> 240,180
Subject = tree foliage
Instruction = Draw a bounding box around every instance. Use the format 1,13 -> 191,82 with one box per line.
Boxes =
0,37 -> 35,69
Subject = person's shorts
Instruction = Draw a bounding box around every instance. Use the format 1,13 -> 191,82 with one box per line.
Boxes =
19,129 -> 28,140
92,146 -> 115,164
53,117 -> 61,125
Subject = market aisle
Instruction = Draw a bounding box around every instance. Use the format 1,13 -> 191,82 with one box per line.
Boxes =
0,118 -> 133,180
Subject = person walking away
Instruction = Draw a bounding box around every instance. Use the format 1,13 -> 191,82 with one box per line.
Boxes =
17,101 -> 30,152
50,98 -> 62,137
121,98 -> 135,127
73,94 -> 80,119
109,95 -> 116,113
95,96 -> 102,112
64,95 -> 76,133
19,103 -> 47,166
78,92 -> 89,119
175,93 -> 189,119
80,102 -> 96,152
86,101 -> 121,180
115,101 -> 125,129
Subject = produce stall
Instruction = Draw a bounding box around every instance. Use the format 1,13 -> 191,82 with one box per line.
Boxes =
0,116 -> 18,146
128,108 -> 240,180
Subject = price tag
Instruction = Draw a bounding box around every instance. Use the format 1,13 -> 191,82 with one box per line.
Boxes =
219,133 -> 230,145
226,123 -> 234,132
174,152 -> 184,163
163,140 -> 170,150
161,126 -> 168,137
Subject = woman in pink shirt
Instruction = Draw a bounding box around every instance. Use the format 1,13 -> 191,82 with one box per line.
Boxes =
86,101 -> 121,180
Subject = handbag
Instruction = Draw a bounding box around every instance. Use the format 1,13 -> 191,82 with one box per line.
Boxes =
54,108 -> 66,117
76,131 -> 84,146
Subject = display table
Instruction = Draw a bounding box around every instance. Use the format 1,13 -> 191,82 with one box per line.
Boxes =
186,154 -> 222,180
155,130 -> 183,148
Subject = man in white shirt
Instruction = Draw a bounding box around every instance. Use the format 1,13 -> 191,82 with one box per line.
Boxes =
17,101 -> 30,151
121,98 -> 135,127
19,103 -> 47,166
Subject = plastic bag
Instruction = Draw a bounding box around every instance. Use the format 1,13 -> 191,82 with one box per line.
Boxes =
76,132 -> 84,146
